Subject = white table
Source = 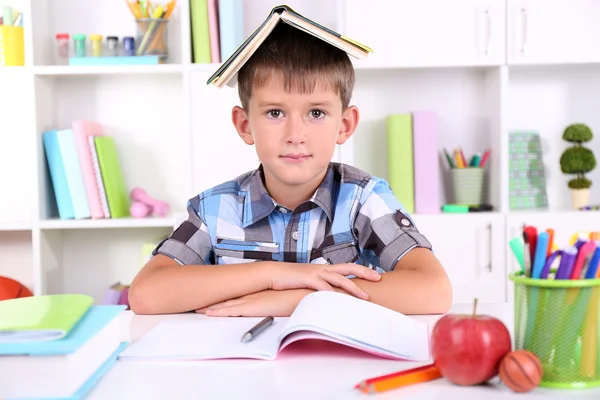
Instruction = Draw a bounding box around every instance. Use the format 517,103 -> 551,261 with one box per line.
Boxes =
88,303 -> 600,399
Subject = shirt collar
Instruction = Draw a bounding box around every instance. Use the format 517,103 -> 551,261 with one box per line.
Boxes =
242,164 -> 336,228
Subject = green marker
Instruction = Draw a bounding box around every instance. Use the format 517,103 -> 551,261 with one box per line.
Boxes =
509,236 -> 525,273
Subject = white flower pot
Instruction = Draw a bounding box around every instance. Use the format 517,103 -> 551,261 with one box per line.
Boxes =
571,188 -> 590,210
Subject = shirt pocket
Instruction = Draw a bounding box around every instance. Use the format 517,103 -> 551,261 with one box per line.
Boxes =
214,238 -> 280,265
310,240 -> 359,265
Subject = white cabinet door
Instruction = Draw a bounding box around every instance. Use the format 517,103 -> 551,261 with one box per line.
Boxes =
412,213 -> 507,304
507,0 -> 600,65
342,0 -> 505,68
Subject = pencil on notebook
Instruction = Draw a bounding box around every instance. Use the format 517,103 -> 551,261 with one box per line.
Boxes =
354,363 -> 442,394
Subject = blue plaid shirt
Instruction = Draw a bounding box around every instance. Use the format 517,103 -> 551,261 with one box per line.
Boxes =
153,163 -> 432,273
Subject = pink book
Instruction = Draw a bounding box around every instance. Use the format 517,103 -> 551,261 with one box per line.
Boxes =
412,111 -> 440,213
207,0 -> 221,63
72,120 -> 106,219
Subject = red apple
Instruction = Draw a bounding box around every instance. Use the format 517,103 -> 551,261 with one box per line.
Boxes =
431,298 -> 512,386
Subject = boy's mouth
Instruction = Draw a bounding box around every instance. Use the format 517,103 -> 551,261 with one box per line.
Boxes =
280,153 -> 311,163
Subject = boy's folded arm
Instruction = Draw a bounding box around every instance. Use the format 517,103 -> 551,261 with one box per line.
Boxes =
349,178 -> 453,315
128,254 -> 278,315
343,248 -> 453,315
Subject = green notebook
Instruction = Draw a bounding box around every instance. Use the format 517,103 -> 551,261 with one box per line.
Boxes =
94,136 -> 130,218
386,113 -> 415,213
0,294 -> 93,342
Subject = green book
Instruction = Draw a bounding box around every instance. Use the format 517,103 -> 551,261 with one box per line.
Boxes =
386,113 -> 415,213
190,0 -> 212,64
94,136 -> 130,218
0,294 -> 93,342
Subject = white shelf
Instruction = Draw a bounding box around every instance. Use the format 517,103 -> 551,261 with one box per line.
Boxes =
39,217 -> 175,230
33,64 -> 186,76
0,222 -> 33,231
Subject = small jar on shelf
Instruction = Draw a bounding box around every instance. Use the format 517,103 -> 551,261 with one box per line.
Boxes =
89,34 -> 103,57
54,33 -> 69,65
106,36 -> 119,57
73,34 -> 86,57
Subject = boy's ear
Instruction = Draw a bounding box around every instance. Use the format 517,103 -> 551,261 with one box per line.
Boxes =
336,105 -> 359,145
232,106 -> 254,145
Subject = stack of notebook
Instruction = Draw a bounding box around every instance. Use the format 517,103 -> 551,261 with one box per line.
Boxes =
43,120 -> 130,220
0,294 -> 126,399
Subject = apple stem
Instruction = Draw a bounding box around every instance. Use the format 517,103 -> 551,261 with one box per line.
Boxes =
473,298 -> 478,317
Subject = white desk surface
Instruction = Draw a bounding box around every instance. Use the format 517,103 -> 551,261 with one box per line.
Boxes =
88,302 -> 600,400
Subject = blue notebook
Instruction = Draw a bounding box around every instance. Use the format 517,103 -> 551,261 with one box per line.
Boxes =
0,305 -> 126,356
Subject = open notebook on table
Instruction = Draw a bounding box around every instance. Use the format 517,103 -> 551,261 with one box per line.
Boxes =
119,291 -> 430,361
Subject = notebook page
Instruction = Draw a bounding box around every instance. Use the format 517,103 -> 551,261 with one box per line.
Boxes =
118,317 -> 287,360
280,291 -> 430,361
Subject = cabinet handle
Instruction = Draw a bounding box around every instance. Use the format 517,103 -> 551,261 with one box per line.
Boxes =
520,7 -> 528,55
487,223 -> 492,272
485,8 -> 492,55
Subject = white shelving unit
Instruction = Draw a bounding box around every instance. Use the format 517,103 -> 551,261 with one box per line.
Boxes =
2,0 -> 600,305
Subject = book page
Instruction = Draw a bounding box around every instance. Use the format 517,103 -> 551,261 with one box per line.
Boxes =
280,291 -> 430,361
118,317 -> 287,361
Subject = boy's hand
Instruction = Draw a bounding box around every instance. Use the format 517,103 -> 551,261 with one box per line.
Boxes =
196,289 -> 313,317
269,263 -> 381,300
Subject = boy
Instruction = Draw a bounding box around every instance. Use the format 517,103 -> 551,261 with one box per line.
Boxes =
129,22 -> 452,317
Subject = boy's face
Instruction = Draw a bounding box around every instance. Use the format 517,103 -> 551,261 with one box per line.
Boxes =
232,73 -> 358,196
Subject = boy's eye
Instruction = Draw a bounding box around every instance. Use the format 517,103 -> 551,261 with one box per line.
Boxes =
267,110 -> 283,118
310,109 -> 325,119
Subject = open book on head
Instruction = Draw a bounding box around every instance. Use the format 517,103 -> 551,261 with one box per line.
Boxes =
206,4 -> 373,89
118,291 -> 430,361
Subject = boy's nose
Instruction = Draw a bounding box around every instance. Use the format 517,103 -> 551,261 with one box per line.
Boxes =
284,118 -> 307,144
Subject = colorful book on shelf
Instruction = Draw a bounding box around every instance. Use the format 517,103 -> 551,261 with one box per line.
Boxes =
386,113 -> 415,213
190,0 -> 212,63
43,129 -> 94,220
0,294 -> 93,343
118,291 -> 430,362
206,4 -> 373,88
89,135 -> 111,218
0,304 -> 127,400
94,136 -> 130,218
57,129 -> 92,219
412,110 -> 440,213
218,0 -> 243,60
207,0 -> 220,63
43,130 -> 75,220
72,120 -> 107,219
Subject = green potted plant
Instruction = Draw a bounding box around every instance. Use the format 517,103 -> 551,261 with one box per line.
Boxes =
560,123 -> 597,209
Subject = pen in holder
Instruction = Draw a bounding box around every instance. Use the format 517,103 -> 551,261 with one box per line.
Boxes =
510,270 -> 600,389
135,18 -> 169,59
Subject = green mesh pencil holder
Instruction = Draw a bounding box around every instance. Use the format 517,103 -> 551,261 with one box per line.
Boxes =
510,271 -> 600,389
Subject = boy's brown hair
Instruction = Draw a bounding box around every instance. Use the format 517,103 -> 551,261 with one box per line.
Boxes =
237,23 -> 356,111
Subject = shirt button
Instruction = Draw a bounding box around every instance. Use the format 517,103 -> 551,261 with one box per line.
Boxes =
292,231 -> 300,241
279,207 -> 288,214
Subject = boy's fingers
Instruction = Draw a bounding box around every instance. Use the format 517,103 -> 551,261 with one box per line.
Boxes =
307,278 -> 334,293
206,306 -> 241,317
321,271 -> 368,299
206,299 -> 243,311
326,264 -> 380,281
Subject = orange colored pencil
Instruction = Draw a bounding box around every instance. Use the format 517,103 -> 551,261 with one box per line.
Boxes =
546,228 -> 555,257
355,364 -> 442,394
